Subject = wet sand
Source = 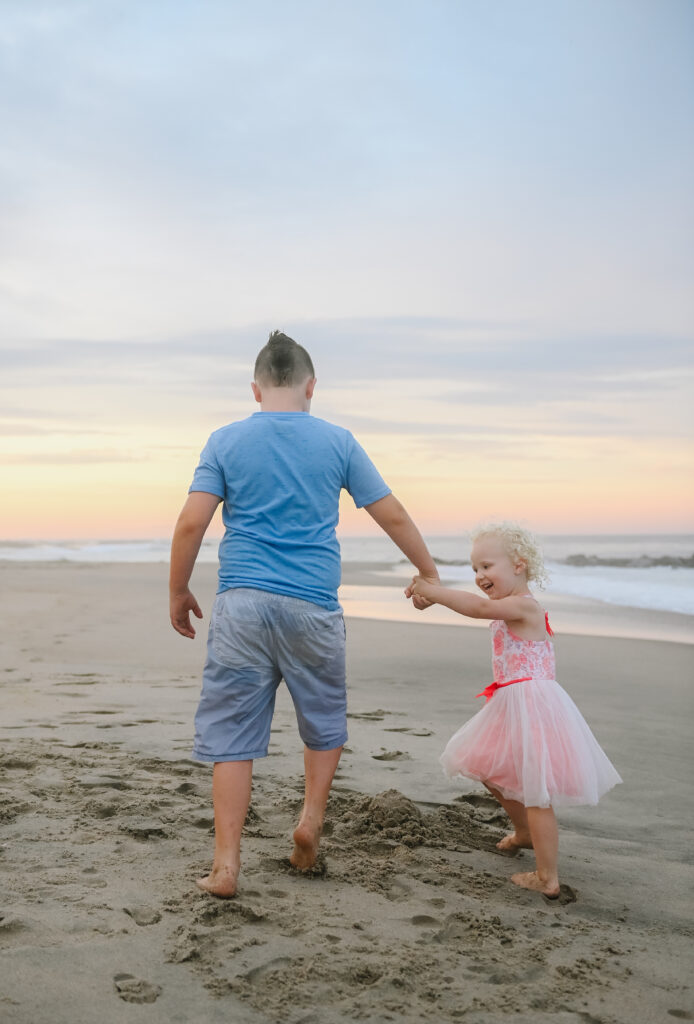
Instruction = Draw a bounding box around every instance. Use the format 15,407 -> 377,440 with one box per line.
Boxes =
1,561 -> 693,1023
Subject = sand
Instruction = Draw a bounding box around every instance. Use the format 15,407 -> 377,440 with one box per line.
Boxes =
1,561 -> 693,1024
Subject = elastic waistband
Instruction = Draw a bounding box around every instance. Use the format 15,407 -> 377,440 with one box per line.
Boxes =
221,587 -> 341,614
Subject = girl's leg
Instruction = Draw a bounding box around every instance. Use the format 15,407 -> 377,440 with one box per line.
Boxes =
197,759 -> 253,898
484,783 -> 533,851
291,745 -> 343,870
511,805 -> 560,897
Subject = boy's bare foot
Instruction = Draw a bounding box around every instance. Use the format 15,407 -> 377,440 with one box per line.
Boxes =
290,822 -> 321,870
510,869 -> 560,899
496,831 -> 533,852
196,863 -> 239,899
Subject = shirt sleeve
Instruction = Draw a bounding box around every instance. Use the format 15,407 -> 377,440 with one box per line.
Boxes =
344,434 -> 391,508
189,435 -> 226,498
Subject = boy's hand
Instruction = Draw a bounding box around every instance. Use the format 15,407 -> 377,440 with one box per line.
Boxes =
405,574 -> 438,610
170,589 -> 203,638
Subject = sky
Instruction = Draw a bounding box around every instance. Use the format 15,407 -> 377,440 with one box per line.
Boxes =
1,0 -> 693,539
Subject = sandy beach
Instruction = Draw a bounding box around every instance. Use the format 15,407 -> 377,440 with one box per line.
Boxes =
1,561 -> 693,1024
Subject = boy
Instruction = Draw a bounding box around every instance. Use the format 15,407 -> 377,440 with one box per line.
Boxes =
170,331 -> 438,897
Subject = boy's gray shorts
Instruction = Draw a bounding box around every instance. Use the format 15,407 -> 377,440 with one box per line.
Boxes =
193,588 -> 347,762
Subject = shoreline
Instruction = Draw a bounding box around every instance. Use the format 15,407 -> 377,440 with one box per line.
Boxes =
2,558 -> 692,645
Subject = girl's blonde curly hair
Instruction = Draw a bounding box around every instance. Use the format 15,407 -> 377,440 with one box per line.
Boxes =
470,521 -> 549,589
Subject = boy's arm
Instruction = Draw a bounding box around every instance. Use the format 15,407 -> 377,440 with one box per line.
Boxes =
364,494 -> 439,601
408,578 -> 535,624
169,491 -> 222,638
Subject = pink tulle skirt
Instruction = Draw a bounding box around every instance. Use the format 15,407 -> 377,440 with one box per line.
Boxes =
439,678 -> 622,808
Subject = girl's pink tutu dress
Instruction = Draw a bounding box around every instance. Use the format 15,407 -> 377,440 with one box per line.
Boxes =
440,613 -> 622,808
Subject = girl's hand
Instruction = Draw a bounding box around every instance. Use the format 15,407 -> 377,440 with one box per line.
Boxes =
404,575 -> 421,598
405,574 -> 437,610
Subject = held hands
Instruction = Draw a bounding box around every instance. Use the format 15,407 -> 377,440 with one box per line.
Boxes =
405,574 -> 438,611
170,589 -> 203,639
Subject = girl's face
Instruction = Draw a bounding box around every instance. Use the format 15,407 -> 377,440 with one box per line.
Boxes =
471,534 -> 526,599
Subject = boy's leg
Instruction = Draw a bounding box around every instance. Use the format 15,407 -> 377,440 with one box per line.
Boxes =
484,783 -> 533,851
277,601 -> 347,871
197,759 -> 253,898
194,590 -> 282,897
290,745 -> 343,870
511,806 -> 560,897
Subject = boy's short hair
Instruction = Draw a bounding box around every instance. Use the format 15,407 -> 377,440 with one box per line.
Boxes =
254,330 -> 315,387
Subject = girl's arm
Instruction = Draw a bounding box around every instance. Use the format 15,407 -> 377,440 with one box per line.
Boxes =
407,577 -> 536,624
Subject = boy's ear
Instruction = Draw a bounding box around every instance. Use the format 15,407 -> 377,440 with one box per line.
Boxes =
306,377 -> 316,399
251,381 -> 262,404
514,559 -> 527,576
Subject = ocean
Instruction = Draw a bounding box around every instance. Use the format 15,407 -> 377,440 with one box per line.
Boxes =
1,534 -> 692,617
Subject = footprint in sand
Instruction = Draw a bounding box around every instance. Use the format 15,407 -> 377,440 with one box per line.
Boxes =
371,750 -> 412,762
55,677 -> 99,686
543,883 -> 577,906
91,803 -> 121,820
78,775 -> 130,790
0,914 -> 28,938
384,727 -> 434,737
123,906 -> 162,926
113,974 -> 162,1004
119,819 -> 168,840
192,816 -> 215,830
243,957 -> 293,984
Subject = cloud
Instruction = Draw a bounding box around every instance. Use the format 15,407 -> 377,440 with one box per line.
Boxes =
2,317 -> 691,376
1,317 -> 691,447
0,449 -> 149,465
0,424 -> 115,437
1,1 -> 692,343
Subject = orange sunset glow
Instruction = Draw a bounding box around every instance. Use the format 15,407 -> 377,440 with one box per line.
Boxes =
3,368 -> 692,540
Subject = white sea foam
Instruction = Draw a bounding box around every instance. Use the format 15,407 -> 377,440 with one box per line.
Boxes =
0,539 -> 219,564
429,562 -> 694,616
1,534 -> 692,617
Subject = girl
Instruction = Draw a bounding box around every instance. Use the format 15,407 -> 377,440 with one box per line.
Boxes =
407,523 -> 621,899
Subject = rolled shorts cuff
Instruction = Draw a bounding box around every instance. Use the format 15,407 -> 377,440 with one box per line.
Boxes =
302,733 -> 348,757
305,729 -> 348,753
191,746 -> 269,763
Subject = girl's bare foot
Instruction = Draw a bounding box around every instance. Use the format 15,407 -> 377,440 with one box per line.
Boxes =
510,869 -> 560,899
196,863 -> 239,899
290,822 -> 321,870
496,831 -> 533,852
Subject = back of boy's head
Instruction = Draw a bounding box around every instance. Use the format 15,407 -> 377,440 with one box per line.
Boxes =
254,330 -> 315,387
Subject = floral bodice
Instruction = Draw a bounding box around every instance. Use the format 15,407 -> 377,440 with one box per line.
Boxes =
490,617 -> 555,683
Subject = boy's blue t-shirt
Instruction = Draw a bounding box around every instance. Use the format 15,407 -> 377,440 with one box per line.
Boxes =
189,412 -> 391,610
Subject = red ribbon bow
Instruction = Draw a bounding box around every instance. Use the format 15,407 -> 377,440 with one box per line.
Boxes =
476,676 -> 532,702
